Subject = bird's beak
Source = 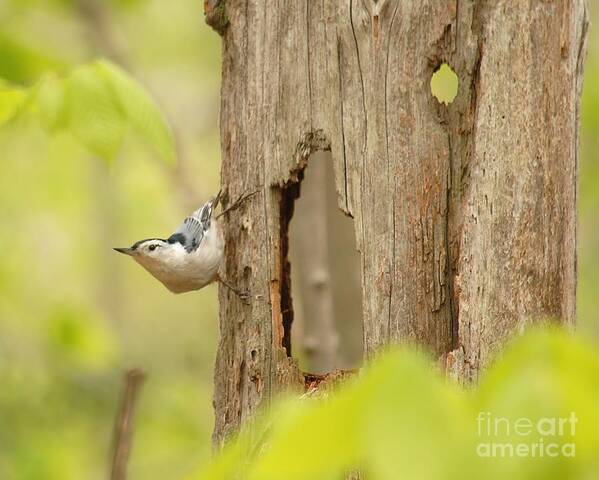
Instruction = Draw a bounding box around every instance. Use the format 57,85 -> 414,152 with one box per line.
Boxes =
113,247 -> 134,256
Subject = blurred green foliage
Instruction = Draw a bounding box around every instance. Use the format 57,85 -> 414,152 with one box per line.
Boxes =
193,329 -> 599,480
579,2 -> 599,340
0,1 -> 597,479
0,0 -> 220,478
0,31 -> 64,84
430,63 -> 458,104
1,60 -> 175,162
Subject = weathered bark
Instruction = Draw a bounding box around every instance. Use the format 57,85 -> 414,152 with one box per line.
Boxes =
211,0 -> 589,443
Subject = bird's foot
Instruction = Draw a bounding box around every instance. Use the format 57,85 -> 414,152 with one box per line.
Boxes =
219,278 -> 251,304
237,290 -> 251,305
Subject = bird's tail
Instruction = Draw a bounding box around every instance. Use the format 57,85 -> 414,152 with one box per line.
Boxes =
202,190 -> 221,225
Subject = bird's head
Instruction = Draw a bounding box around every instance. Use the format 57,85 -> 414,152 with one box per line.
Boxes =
114,238 -> 171,264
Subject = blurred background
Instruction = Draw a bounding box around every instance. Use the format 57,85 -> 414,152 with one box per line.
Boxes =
0,1 -> 597,479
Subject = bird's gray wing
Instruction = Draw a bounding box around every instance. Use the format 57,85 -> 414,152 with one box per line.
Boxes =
168,191 -> 221,253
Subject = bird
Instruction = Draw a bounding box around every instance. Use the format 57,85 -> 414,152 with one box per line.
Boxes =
114,190 -> 254,302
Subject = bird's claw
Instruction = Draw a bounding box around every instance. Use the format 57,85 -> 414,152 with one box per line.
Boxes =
218,277 -> 251,304
238,290 -> 251,305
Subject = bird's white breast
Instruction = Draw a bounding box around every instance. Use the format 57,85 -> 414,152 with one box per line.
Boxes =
136,222 -> 224,294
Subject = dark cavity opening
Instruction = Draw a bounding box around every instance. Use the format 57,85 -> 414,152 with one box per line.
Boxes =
287,151 -> 363,375
431,63 -> 458,104
278,176 -> 301,358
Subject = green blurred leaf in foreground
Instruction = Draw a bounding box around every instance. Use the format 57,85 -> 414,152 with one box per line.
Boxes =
67,63 -> 127,161
0,59 -> 176,164
96,60 -> 176,164
0,77 -> 29,125
191,329 -> 599,480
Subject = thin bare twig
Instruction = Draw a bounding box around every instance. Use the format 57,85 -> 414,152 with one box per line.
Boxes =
216,190 -> 260,219
111,368 -> 146,480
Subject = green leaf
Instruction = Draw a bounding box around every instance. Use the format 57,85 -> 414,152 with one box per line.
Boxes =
66,63 -> 126,162
191,329 -> 599,480
96,60 -> 176,164
247,392 -> 361,480
0,32 -> 64,85
357,350 -> 469,480
34,74 -> 68,132
475,329 -> 599,480
0,60 -> 176,164
0,80 -> 27,126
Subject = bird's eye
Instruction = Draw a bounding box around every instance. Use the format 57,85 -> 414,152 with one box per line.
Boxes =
149,244 -> 158,251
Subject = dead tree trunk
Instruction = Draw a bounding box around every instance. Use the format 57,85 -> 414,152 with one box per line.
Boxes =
207,0 -> 589,444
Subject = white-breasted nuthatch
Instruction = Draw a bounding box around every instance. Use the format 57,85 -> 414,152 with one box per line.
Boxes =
114,190 -> 253,302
